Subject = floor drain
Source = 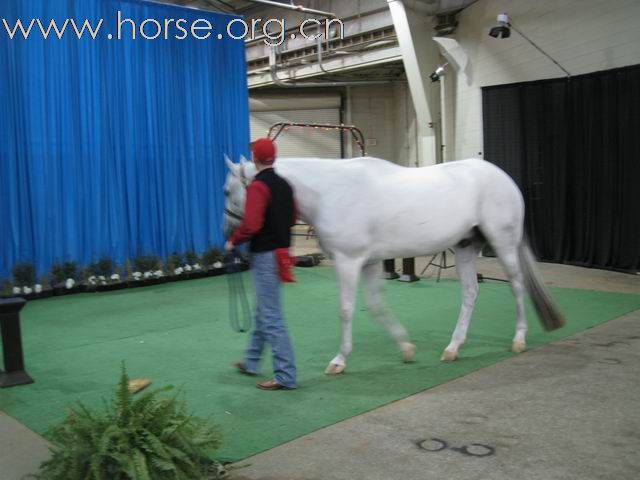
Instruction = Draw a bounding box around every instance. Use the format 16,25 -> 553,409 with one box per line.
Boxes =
417,438 -> 448,452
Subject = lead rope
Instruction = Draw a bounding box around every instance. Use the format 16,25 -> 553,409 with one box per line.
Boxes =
226,250 -> 252,333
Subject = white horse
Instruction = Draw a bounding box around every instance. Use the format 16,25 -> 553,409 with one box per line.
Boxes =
223,156 -> 564,375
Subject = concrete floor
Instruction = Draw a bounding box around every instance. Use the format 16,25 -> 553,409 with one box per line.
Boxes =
1,235 -> 639,479
0,412 -> 51,480
231,310 -> 640,480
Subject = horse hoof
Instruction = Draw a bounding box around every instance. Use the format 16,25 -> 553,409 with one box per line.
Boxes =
402,343 -> 416,363
511,341 -> 526,353
440,350 -> 458,362
325,363 -> 346,375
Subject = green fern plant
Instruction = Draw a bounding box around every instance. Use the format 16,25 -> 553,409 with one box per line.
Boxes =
37,363 -> 222,480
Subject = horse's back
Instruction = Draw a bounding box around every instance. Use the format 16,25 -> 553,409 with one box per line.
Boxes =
277,156 -> 524,258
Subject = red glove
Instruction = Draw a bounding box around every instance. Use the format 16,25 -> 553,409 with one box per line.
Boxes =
275,248 -> 295,283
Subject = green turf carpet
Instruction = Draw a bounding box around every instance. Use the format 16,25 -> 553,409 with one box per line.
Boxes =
1,267 -> 640,461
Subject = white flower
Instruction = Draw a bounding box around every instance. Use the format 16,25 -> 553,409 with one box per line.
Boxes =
13,286 -> 21,295
23,286 -> 33,295
184,264 -> 192,272
174,267 -> 183,275
213,261 -> 223,269
65,279 -> 75,289
35,284 -> 43,293
98,275 -> 106,281
143,271 -> 152,279
110,273 -> 120,281
193,263 -> 201,270
88,276 -> 97,285
132,271 -> 142,279
154,270 -> 164,277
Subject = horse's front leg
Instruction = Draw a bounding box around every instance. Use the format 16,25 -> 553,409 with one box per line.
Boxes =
325,254 -> 364,375
362,261 -> 415,362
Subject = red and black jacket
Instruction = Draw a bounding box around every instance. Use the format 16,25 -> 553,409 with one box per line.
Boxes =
230,168 -> 295,253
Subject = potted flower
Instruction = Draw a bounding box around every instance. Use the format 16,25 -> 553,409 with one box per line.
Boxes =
167,252 -> 190,282
201,247 -> 226,277
85,258 -> 127,292
11,262 -> 52,300
166,251 -> 207,282
185,250 -> 208,279
130,255 -> 165,287
51,261 -> 83,296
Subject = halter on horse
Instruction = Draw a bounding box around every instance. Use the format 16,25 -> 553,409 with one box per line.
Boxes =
223,155 -> 564,375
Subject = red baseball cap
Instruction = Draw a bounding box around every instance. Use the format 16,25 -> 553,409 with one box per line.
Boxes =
252,138 -> 277,165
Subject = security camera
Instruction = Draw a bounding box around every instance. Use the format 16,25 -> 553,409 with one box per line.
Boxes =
429,63 -> 448,82
489,13 -> 511,39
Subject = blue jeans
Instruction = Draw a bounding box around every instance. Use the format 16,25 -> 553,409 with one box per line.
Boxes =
243,251 -> 297,388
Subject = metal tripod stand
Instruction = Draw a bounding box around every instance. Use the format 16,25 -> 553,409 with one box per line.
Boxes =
421,249 -> 456,282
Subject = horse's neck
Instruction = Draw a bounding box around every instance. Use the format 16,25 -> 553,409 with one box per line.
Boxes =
275,158 -> 346,222
276,158 -> 338,188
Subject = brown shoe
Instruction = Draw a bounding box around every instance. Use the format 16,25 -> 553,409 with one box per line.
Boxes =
233,362 -> 256,376
257,379 -> 294,390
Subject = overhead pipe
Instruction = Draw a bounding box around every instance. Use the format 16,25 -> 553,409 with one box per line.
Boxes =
242,0 -> 337,18
313,31 -> 399,79
265,19 -> 400,88
203,0 -> 235,13
245,6 -> 391,45
268,47 -> 398,88
316,28 -> 333,76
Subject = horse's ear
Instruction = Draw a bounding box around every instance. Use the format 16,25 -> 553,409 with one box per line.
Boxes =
239,155 -> 249,166
224,154 -> 237,176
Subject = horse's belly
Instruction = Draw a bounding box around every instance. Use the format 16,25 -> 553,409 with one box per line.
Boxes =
368,201 -> 478,259
371,228 -> 473,260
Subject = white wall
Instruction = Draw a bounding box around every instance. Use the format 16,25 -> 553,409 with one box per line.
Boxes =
347,83 -> 418,165
449,0 -> 640,160
248,85 -> 414,163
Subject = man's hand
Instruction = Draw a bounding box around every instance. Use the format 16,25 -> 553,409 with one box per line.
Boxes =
224,240 -> 235,252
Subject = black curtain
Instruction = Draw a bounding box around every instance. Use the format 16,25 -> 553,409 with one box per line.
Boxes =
483,64 -> 640,272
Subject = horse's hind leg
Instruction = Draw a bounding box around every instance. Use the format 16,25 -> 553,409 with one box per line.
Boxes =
441,241 -> 482,362
362,262 -> 415,362
491,243 -> 528,353
325,254 -> 365,375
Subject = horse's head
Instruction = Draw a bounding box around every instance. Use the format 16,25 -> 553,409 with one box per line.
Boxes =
222,155 -> 254,239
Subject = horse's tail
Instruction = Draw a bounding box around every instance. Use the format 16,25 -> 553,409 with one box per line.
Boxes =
518,240 -> 565,331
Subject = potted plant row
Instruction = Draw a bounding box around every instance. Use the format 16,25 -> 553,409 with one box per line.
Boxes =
1,247 -> 246,301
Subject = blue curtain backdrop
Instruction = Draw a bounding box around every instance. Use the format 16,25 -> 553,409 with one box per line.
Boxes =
0,0 -> 249,279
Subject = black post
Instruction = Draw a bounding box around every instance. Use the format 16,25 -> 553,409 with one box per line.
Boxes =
0,297 -> 34,388
399,258 -> 419,282
383,259 -> 399,280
